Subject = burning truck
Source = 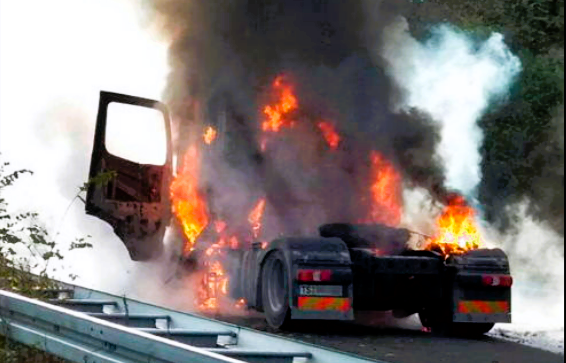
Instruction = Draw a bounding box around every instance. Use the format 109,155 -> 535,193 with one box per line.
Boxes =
85,82 -> 512,336
82,0 -> 516,339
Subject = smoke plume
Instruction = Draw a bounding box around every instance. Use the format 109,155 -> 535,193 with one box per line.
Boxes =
377,14 -> 563,336
380,18 -> 522,197
147,0 -> 450,241
488,203 -> 564,332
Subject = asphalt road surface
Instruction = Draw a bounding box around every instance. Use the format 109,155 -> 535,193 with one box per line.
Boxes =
217,312 -> 563,363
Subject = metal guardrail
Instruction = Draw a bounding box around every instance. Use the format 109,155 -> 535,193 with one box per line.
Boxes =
0,283 -> 386,363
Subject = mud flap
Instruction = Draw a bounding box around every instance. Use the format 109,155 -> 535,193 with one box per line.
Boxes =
449,249 -> 512,324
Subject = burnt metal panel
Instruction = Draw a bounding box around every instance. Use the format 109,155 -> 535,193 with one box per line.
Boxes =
349,249 -> 444,311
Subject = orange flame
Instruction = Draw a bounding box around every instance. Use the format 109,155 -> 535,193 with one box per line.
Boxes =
199,260 -> 229,312
235,298 -> 247,310
248,198 -> 267,239
426,195 -> 483,256
197,222 -> 243,312
367,151 -> 403,227
317,121 -> 341,150
215,220 -> 227,234
198,237 -> 229,312
262,76 -> 298,132
196,198 -> 268,312
203,126 -> 217,145
230,236 -> 240,249
170,146 -> 209,255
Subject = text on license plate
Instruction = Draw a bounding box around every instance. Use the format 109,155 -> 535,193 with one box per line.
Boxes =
299,285 -> 342,297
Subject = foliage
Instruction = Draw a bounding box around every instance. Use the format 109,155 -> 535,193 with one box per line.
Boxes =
0,161 -> 92,292
79,170 -> 117,194
0,338 -> 67,363
0,158 -> 94,362
408,0 -> 564,54
502,0 -> 564,53
474,2 -> 564,236
479,52 -> 564,235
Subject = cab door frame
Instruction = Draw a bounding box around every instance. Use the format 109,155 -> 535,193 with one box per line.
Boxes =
85,91 -> 173,261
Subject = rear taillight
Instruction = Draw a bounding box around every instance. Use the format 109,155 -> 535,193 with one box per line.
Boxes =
482,274 -> 513,287
482,275 -> 494,286
500,275 -> 513,287
297,270 -> 313,282
297,269 -> 333,282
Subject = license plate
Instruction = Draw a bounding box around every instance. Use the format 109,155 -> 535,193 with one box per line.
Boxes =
299,285 -> 342,297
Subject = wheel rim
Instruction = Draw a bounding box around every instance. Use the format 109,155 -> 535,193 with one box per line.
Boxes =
267,259 -> 286,312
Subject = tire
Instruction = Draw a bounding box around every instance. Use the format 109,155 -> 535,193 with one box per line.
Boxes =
261,251 -> 292,330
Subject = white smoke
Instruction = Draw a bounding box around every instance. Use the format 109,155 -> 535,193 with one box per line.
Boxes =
486,204 -> 564,352
0,0 -> 169,293
382,18 -> 563,335
381,18 -> 521,197
486,203 -> 565,329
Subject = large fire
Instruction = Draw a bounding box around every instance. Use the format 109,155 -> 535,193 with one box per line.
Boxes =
262,76 -> 298,133
170,146 -> 209,256
366,151 -> 403,227
170,74 -> 482,313
260,75 -> 343,151
197,197 -> 269,312
171,151 -> 269,312
198,231 -> 230,312
248,198 -> 267,239
426,194 -> 483,256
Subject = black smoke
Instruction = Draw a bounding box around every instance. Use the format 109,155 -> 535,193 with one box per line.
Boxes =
146,0 -> 448,238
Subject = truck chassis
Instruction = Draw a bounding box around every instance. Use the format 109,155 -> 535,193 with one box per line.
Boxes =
226,224 -> 512,335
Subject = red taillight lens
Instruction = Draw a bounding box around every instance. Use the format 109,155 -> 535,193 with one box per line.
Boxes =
298,270 -> 314,282
482,275 -> 495,286
482,274 -> 513,287
320,270 -> 333,282
297,269 -> 333,282
500,275 -> 513,287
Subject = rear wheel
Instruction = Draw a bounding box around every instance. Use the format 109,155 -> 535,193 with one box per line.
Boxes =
262,251 -> 292,330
